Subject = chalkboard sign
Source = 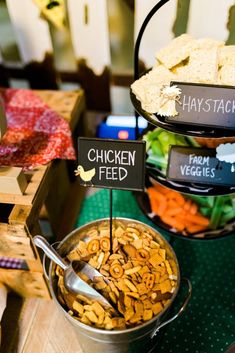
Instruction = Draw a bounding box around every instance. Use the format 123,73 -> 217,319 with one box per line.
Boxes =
76,137 -> 146,191
166,82 -> 235,130
167,146 -> 235,187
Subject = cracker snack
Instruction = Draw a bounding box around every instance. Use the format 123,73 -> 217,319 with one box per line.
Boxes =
131,34 -> 235,114
56,219 -> 179,330
155,33 -> 193,69
182,47 -> 219,84
131,65 -> 176,113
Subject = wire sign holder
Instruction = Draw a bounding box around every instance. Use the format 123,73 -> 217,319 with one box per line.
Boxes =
75,137 -> 146,253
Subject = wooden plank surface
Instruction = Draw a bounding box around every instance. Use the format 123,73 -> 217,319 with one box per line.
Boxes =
134,0 -> 177,68
68,0 -> 110,75
187,0 -> 234,40
0,270 -> 50,298
9,205 -> 32,224
0,233 -> 35,259
6,0 -> 53,64
1,296 -> 41,353
0,223 -> 27,237
0,167 -> 27,195
0,166 -> 48,205
1,297 -> 83,353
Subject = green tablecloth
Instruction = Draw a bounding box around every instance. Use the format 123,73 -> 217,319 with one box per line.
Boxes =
75,189 -> 235,353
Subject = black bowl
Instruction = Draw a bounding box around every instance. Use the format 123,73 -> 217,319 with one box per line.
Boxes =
135,177 -> 235,241
140,123 -> 235,196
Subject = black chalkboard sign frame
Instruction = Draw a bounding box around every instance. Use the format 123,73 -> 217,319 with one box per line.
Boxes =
165,81 -> 235,131
77,137 -> 146,192
146,165 -> 235,196
130,84 -> 235,137
166,145 -> 235,187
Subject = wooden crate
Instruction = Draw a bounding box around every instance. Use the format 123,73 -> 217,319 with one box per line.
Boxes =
0,89 -> 86,298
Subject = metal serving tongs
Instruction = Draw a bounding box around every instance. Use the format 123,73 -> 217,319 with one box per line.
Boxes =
33,236 -> 117,312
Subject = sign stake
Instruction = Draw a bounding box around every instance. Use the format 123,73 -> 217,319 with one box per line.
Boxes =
109,188 -> 113,255
76,137 -> 146,255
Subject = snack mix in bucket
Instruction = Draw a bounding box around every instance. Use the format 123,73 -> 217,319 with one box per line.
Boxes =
55,219 -> 179,330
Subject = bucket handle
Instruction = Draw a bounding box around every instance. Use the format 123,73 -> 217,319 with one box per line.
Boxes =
151,277 -> 192,339
42,241 -> 60,281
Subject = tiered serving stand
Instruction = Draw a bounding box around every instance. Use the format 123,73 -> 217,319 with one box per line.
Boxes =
131,0 -> 235,241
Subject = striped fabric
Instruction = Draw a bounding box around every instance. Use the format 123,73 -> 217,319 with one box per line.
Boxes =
0,256 -> 28,270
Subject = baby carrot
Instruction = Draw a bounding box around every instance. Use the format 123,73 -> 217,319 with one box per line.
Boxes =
165,207 -> 183,217
147,187 -> 167,216
157,199 -> 168,216
154,183 -> 170,195
147,187 -> 160,198
147,183 -> 210,235
186,224 -> 208,233
161,216 -> 185,232
183,200 -> 191,211
167,199 -> 180,209
177,214 -> 194,226
148,197 -> 159,215
167,190 -> 185,206
189,202 -> 198,215
186,213 -> 210,226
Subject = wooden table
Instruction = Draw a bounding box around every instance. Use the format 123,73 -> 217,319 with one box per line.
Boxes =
0,89 -> 86,299
1,296 -> 84,353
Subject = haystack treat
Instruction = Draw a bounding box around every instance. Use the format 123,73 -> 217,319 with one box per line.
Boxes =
131,34 -> 235,115
55,219 -> 179,330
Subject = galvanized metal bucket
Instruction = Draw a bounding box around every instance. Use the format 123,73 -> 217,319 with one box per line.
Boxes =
43,218 -> 192,353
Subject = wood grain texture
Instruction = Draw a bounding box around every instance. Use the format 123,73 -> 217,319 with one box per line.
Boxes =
0,234 -> 35,259
0,166 -> 48,205
0,167 -> 27,195
1,297 -> 84,353
0,223 -> 26,237
0,296 -> 40,353
23,300 -> 83,353
0,270 -> 50,298
35,90 -> 85,126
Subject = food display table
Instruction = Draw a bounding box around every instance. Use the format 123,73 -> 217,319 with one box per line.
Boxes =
0,89 -> 86,298
1,189 -> 234,353
76,190 -> 235,353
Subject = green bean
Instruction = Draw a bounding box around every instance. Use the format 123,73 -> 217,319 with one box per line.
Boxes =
199,207 -> 212,217
185,136 -> 201,147
223,205 -> 234,213
186,194 -> 215,208
209,196 -> 225,230
146,155 -> 168,169
151,140 -> 164,156
220,208 -> 235,225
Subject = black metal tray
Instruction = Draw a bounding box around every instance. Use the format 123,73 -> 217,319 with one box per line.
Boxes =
131,90 -> 235,138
